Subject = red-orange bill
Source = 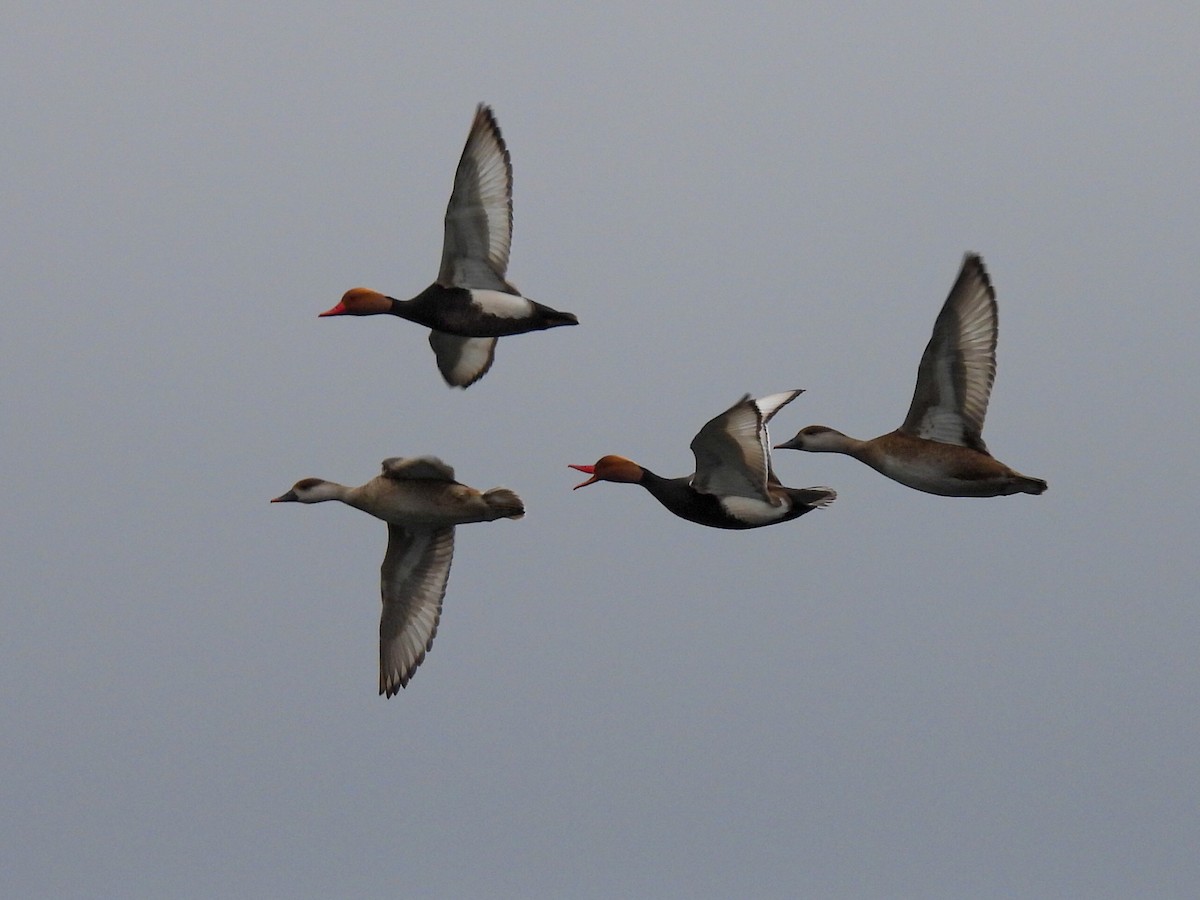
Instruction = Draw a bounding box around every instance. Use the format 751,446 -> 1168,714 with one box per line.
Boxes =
568,464 -> 597,489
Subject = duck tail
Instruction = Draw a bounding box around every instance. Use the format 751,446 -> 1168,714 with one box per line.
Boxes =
1018,476 -> 1048,495
483,487 -> 525,520
805,487 -> 838,509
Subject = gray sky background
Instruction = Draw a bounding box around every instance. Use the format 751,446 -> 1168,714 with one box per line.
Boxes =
4,5 -> 1198,898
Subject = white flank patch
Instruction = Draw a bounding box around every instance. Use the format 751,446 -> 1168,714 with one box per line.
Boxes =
719,495 -> 786,525
469,289 -> 533,318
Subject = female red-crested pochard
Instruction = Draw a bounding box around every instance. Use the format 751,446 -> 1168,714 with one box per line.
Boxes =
774,254 -> 1047,497
272,456 -> 524,695
320,104 -> 577,387
570,391 -> 835,529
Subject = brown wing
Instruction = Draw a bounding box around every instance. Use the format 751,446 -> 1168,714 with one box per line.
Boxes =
900,254 -> 997,451
378,525 -> 455,696
380,456 -> 457,482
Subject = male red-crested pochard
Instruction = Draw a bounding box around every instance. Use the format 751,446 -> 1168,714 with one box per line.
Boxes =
319,104 -> 577,387
774,254 -> 1047,497
570,391 -> 835,529
272,456 -> 524,695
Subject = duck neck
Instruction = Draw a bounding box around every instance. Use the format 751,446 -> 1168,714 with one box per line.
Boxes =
386,287 -> 443,328
637,468 -> 694,509
296,481 -> 354,505
388,295 -> 417,319
811,432 -> 869,460
841,436 -> 874,461
340,483 -> 385,514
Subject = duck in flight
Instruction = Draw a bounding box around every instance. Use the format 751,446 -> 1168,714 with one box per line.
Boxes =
570,391 -> 835,529
272,456 -> 525,695
774,254 -> 1047,497
320,104 -> 578,387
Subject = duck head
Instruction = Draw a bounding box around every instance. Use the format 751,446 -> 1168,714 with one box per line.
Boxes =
774,425 -> 849,452
319,288 -> 392,317
271,477 -> 341,503
569,455 -> 644,489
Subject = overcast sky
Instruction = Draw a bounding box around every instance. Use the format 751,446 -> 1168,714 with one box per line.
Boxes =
4,4 -> 1199,898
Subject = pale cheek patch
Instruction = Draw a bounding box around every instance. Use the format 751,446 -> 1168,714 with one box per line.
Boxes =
469,289 -> 534,319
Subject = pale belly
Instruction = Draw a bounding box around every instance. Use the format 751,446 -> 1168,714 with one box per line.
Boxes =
869,454 -> 1016,497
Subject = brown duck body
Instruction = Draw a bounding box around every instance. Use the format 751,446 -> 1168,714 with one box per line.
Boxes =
775,255 -> 1046,498
794,428 -> 1047,497
272,456 -> 524,696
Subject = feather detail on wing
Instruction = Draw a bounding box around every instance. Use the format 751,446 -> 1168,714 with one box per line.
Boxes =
379,526 -> 455,696
690,390 -> 803,503
380,456 -> 456,482
428,331 -> 497,388
900,254 -> 997,452
437,104 -> 515,292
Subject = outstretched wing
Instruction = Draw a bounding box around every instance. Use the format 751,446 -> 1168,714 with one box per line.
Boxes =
900,254 -> 997,452
437,104 -> 515,292
378,525 -> 455,696
428,331 -> 498,388
690,390 -> 803,502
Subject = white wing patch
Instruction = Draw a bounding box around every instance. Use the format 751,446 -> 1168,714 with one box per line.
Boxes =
428,331 -> 498,387
754,390 -> 804,425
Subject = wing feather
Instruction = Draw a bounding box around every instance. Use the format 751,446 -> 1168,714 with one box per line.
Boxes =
900,254 -> 997,451
690,391 -> 803,502
428,331 -> 497,387
437,104 -> 514,292
379,526 -> 455,696
381,456 -> 456,482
